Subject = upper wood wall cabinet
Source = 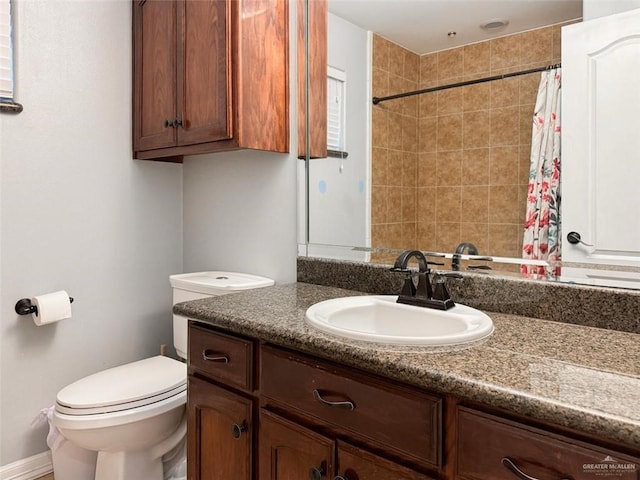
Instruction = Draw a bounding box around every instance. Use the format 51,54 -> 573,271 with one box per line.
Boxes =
297,0 -> 327,159
133,0 -> 289,162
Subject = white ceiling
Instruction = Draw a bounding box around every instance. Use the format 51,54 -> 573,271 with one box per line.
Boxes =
328,0 -> 583,54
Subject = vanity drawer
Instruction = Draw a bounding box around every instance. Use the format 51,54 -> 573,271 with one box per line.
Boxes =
189,325 -> 253,391
260,346 -> 442,466
457,407 -> 640,480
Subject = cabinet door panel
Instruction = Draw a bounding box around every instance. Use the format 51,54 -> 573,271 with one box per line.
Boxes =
179,0 -> 232,146
188,377 -> 252,480
259,410 -> 334,480
133,0 -> 177,151
337,441 -> 435,480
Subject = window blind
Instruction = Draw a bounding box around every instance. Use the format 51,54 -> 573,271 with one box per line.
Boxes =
327,66 -> 346,151
0,0 -> 13,100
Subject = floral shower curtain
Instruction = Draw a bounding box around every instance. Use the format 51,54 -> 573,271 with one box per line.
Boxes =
522,68 -> 562,278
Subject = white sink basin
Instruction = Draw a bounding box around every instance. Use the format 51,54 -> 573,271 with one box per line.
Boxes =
305,295 -> 493,346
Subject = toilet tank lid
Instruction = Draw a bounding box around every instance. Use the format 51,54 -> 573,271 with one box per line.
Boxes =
56,356 -> 186,410
169,271 -> 274,295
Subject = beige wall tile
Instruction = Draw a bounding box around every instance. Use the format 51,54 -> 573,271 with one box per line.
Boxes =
461,186 -> 489,223
491,77 -> 519,109
402,189 -> 417,223
372,223 -> 388,247
438,88 -> 463,115
419,116 -> 437,152
402,222 -> 417,249
490,146 -> 519,185
464,42 -> 491,77
463,110 -> 491,149
420,53 -> 438,86
437,150 -> 462,186
401,115 -> 418,152
372,107 -> 389,149
489,185 -> 519,223
520,27 -> 553,66
388,112 -> 403,150
417,222 -> 437,251
403,153 -> 418,187
389,41 -> 405,77
418,152 -> 437,186
488,223 -> 521,257
490,106 -> 519,146
462,148 -> 490,185
372,147 -> 388,186
373,34 -> 390,72
437,114 -> 463,151
519,104 -> 535,144
372,186 -> 388,224
387,149 -> 404,186
387,187 -> 403,221
372,67 -> 389,99
388,223 -> 404,249
519,73 -> 540,105
435,222 -> 461,252
438,48 -> 464,81
436,186 -> 461,222
463,83 -> 490,111
460,222 -> 489,254
519,144 -> 532,185
419,91 -> 438,118
404,50 -> 420,83
417,186 -> 436,223
490,34 -> 521,72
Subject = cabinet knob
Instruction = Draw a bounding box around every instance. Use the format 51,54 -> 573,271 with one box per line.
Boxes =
502,457 -> 571,480
164,119 -> 172,128
174,119 -> 183,128
334,477 -> 347,480
309,466 -> 325,480
231,423 -> 246,439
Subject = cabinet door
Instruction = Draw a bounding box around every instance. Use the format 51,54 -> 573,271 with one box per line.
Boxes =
188,376 -> 252,480
337,441 -> 435,480
178,0 -> 232,146
133,0 -> 177,152
259,410 -> 334,480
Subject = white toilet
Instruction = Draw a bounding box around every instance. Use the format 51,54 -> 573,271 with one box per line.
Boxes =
52,272 -> 274,480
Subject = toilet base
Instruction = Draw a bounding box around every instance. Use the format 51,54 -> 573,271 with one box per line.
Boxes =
95,450 -> 163,480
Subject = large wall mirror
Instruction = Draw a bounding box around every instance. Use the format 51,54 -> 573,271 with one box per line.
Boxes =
298,0 -> 640,290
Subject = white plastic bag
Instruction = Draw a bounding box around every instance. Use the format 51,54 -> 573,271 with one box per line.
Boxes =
32,406 -> 97,480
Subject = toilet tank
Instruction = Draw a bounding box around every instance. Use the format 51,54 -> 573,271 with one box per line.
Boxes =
169,272 -> 274,359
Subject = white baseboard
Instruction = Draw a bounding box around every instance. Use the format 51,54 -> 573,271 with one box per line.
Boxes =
0,451 -> 53,480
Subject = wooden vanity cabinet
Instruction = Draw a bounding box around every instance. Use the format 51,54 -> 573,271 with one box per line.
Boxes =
187,323 -> 640,480
133,0 -> 289,161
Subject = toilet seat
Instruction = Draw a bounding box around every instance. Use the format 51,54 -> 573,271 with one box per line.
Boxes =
54,356 -> 186,419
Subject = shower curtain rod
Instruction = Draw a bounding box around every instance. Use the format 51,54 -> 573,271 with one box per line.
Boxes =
372,62 -> 561,105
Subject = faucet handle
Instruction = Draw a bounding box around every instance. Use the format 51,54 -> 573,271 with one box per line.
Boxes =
437,272 -> 463,279
389,267 -> 416,297
426,261 -> 445,266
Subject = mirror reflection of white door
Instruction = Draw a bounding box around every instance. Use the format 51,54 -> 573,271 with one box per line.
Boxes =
562,8 -> 640,268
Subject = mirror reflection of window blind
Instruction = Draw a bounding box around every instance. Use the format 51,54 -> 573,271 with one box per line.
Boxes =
0,0 -> 13,100
327,66 -> 346,151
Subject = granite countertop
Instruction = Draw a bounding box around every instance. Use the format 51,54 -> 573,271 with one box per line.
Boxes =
174,282 -> 640,449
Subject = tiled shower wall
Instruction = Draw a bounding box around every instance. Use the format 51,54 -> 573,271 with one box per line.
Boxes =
371,23 -> 570,262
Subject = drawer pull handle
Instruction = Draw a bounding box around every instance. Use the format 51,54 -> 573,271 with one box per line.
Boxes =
313,389 -> 355,410
202,350 -> 229,363
309,466 -> 325,480
231,422 -> 246,439
502,457 -> 570,480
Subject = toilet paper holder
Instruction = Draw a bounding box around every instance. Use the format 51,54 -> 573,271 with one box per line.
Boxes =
15,296 -> 74,316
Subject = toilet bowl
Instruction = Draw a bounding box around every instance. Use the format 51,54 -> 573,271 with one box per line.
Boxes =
51,271 -> 274,480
